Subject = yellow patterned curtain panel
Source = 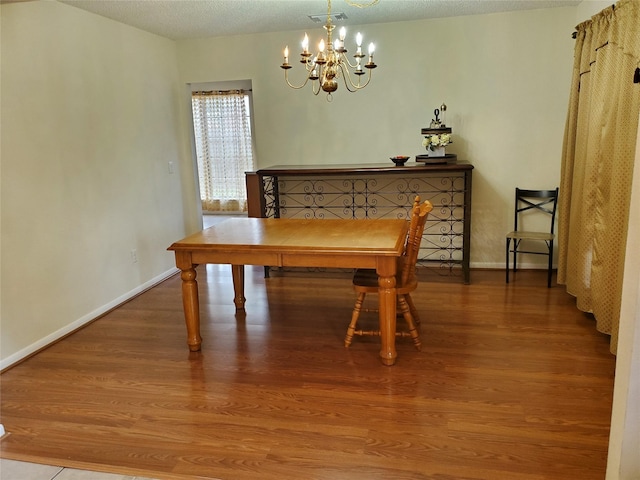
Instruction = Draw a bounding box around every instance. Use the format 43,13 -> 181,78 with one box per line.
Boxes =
558,0 -> 640,354
191,90 -> 255,213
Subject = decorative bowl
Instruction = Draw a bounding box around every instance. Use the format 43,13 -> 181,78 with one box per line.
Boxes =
390,156 -> 410,166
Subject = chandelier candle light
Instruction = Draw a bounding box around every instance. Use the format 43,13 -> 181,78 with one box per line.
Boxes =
280,0 -> 377,101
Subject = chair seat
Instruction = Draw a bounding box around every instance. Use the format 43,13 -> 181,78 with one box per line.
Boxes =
352,268 -> 378,286
506,231 -> 555,241
353,268 -> 416,295
347,268 -> 421,350
505,187 -> 559,288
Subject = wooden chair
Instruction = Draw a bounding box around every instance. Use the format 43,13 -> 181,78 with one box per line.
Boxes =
505,188 -> 559,288
344,197 -> 433,350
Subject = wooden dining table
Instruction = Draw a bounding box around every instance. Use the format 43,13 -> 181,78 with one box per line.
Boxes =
168,217 -> 409,365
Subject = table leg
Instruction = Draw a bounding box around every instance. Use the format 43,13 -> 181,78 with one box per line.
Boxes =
231,264 -> 246,311
377,268 -> 397,366
180,267 -> 202,352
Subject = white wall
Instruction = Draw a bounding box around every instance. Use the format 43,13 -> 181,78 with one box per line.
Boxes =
177,6 -> 577,269
577,0 -> 612,19
608,111 -> 640,480
0,1 -> 191,367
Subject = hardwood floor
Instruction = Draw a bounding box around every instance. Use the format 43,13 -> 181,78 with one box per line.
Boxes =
0,267 -> 615,480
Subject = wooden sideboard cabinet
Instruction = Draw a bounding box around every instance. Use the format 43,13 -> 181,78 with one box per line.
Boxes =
246,161 -> 474,283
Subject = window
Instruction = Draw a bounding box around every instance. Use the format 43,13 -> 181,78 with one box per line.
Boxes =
191,89 -> 255,213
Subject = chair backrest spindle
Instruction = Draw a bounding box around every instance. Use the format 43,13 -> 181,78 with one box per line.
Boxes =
514,188 -> 559,234
400,197 -> 433,287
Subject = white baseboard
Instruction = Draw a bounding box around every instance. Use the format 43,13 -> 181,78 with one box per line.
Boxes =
0,268 -> 178,372
471,261 -> 555,270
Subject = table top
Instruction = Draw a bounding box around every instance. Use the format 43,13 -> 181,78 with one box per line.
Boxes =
255,161 -> 473,176
168,217 -> 408,257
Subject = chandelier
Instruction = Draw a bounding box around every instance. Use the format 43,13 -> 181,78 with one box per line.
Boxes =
280,0 -> 378,100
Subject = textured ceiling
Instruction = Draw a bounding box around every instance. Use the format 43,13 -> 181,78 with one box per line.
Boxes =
56,0 -> 581,40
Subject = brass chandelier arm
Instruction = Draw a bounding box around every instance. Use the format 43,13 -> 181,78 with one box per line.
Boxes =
283,69 -> 313,90
337,62 -> 372,92
283,69 -> 322,95
338,53 -> 364,71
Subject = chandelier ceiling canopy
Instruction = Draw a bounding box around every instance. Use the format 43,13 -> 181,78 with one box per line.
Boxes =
280,0 -> 379,101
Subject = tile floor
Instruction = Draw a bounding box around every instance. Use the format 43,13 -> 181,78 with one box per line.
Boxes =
202,213 -> 242,228
0,458 -> 157,480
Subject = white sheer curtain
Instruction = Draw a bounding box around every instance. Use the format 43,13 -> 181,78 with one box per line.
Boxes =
191,90 -> 255,212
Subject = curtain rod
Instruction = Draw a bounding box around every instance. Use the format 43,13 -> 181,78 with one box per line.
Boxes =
572,3 -> 616,38
192,89 -> 252,95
